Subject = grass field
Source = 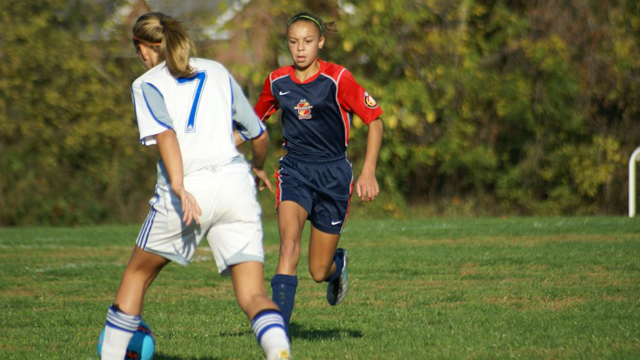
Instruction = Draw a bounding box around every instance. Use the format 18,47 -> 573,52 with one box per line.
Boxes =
1,217 -> 639,359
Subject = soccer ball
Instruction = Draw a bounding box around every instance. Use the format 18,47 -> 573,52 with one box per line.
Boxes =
97,321 -> 156,360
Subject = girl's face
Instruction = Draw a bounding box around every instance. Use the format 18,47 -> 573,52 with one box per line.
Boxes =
287,21 -> 325,70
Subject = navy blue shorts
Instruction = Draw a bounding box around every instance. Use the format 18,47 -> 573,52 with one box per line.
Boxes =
275,154 -> 354,234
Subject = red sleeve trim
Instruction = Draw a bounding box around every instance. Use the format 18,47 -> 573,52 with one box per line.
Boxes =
336,67 -> 383,125
254,72 -> 279,121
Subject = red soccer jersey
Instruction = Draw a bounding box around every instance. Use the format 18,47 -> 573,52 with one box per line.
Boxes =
254,60 -> 383,158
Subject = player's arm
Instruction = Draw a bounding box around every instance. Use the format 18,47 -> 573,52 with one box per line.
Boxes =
336,69 -> 384,202
234,130 -> 246,147
357,118 -> 383,202
253,74 -> 280,123
249,131 -> 273,192
229,75 -> 273,191
156,130 -> 202,225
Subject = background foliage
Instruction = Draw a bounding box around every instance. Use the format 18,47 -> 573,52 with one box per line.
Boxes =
1,0 -> 639,225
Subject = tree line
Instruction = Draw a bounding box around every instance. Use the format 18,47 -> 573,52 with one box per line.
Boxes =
1,0 -> 638,225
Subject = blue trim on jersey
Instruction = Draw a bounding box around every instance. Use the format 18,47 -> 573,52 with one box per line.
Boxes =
236,121 -> 265,141
229,75 -> 265,140
243,122 -> 265,140
141,82 -> 172,130
253,125 -> 265,139
144,82 -> 164,100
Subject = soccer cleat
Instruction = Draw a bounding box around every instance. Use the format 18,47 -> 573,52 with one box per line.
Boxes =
327,248 -> 348,306
267,349 -> 292,360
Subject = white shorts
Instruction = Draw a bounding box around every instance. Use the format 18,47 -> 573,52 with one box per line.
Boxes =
136,163 -> 264,275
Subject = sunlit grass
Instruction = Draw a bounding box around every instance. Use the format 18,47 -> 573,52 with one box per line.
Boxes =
1,217 -> 639,359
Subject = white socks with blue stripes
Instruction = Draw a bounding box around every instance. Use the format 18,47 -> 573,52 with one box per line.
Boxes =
251,309 -> 291,359
100,306 -> 288,359
101,305 -> 141,360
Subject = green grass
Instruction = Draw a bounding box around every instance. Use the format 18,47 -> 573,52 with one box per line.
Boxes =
1,217 -> 639,359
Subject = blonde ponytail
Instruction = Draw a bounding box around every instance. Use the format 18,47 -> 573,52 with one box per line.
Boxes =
132,12 -> 196,78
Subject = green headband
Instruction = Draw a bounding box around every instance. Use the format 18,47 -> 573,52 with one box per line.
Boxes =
287,15 -> 323,33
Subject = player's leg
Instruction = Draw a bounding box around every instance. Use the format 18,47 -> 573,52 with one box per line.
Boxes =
231,261 -> 291,360
307,158 -> 353,306
308,227 -> 348,306
101,246 -> 170,360
206,165 -> 292,358
275,201 -> 307,275
308,227 -> 340,283
272,200 -> 307,331
101,177 -> 209,360
114,247 -> 170,313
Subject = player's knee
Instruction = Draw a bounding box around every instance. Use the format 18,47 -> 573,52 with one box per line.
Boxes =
309,267 -> 328,283
236,293 -> 259,310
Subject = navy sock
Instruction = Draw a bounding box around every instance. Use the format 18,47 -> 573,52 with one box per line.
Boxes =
327,251 -> 344,283
271,274 -> 298,332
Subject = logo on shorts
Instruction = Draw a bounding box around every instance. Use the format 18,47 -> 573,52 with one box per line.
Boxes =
331,220 -> 343,225
294,99 -> 313,120
363,92 -> 378,109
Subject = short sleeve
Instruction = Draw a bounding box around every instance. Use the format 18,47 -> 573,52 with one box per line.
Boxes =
337,69 -> 383,125
131,81 -> 173,146
230,75 -> 265,140
254,74 -> 280,122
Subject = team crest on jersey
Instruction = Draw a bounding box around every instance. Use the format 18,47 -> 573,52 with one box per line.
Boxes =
294,99 -> 314,120
364,91 -> 378,109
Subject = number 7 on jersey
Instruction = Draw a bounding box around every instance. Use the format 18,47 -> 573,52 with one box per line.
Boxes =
177,71 -> 207,133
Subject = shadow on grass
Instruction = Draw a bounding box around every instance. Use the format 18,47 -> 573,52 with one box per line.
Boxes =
217,323 -> 363,341
147,324 -> 363,360
289,322 -> 364,341
155,355 -> 222,360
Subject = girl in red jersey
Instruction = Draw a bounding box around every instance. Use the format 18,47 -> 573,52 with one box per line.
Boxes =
253,12 -> 384,333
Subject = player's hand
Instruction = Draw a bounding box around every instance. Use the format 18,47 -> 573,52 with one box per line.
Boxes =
174,186 -> 202,226
252,166 -> 274,193
356,171 -> 379,202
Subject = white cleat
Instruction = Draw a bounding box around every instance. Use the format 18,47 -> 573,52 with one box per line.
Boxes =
268,349 -> 292,360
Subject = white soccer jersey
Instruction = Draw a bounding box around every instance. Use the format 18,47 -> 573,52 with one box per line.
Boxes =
131,58 -> 267,272
131,58 -> 264,184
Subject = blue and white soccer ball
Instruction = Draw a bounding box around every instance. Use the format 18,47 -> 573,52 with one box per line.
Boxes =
97,321 -> 156,360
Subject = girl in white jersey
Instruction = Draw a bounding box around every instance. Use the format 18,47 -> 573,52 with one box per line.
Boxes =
99,13 -> 291,360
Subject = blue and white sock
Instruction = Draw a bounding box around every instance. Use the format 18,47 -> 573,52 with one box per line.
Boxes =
251,309 -> 290,359
271,274 -> 298,332
101,305 -> 141,360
